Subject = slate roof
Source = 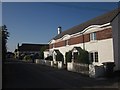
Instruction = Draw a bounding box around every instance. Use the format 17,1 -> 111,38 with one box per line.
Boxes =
18,43 -> 49,51
53,8 -> 120,40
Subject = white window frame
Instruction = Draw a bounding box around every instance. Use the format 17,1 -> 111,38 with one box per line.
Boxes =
90,32 -> 97,41
52,44 -> 54,48
89,51 -> 98,63
65,40 -> 69,46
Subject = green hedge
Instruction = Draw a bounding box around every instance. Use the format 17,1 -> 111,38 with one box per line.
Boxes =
56,53 -> 64,62
76,48 -> 89,64
65,51 -> 72,62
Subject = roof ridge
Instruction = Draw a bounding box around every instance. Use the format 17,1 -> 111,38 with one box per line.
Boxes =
53,8 -> 120,40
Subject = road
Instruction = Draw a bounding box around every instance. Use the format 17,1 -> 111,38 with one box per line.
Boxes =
2,59 -> 120,89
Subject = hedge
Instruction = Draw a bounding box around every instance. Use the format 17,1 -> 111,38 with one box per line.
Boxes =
65,50 -> 72,62
76,48 -> 89,64
56,53 -> 64,62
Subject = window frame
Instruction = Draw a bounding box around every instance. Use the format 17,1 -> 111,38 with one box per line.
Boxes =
52,44 -> 54,48
89,51 -> 99,63
65,40 -> 69,46
94,52 -> 98,62
90,32 -> 97,41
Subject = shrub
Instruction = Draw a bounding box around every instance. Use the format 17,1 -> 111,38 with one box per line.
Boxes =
24,55 -> 32,61
65,51 -> 72,62
40,46 -> 48,59
34,53 -> 40,59
39,52 -> 44,59
56,53 -> 64,62
77,49 -> 89,64
45,56 -> 53,61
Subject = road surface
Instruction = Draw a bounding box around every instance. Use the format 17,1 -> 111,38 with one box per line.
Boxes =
2,59 -> 120,89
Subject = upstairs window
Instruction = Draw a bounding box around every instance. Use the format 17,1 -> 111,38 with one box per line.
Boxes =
52,44 -> 54,48
65,40 -> 68,46
90,32 -> 96,41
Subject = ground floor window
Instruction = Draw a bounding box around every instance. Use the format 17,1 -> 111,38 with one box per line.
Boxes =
89,52 -> 98,63
95,52 -> 98,62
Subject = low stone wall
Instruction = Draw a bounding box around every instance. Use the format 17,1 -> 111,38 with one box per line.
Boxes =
73,63 -> 89,75
36,59 -> 105,78
67,62 -> 105,77
36,60 -> 64,69
44,60 -> 52,66
39,60 -> 45,65
67,62 -> 89,75
57,61 -> 67,69
89,64 -> 105,78
67,62 -> 73,71
35,59 -> 41,64
36,59 -> 54,67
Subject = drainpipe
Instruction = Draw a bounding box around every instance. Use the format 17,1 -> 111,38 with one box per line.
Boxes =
82,33 -> 85,50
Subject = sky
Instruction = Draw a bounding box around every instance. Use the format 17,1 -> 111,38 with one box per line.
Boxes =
2,2 -> 118,52
0,3 -> 2,26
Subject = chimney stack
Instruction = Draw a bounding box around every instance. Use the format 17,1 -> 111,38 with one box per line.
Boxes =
58,26 -> 62,34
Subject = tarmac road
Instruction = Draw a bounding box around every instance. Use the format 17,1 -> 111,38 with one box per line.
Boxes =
2,59 -> 120,89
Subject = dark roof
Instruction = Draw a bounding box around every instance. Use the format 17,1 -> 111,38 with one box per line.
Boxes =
18,43 -> 49,51
53,8 -> 120,40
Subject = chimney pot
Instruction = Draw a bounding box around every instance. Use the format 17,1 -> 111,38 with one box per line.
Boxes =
58,26 -> 62,34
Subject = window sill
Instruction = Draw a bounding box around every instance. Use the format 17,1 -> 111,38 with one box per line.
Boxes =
66,45 -> 69,46
90,40 -> 98,43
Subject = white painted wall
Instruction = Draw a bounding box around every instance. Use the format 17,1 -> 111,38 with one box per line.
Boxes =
50,38 -> 114,66
85,39 -> 114,65
49,23 -> 115,69
44,51 -> 49,59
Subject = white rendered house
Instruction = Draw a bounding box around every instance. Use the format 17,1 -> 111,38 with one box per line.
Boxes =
47,8 -> 120,71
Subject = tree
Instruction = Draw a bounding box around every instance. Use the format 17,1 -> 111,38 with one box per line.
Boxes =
40,46 -> 48,59
2,25 -> 9,60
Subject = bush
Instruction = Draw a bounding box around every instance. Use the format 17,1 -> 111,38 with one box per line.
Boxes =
39,52 -> 44,59
56,53 -> 64,62
65,51 -> 72,62
77,49 -> 89,64
34,53 -> 40,59
24,55 -> 32,61
45,56 -> 53,61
